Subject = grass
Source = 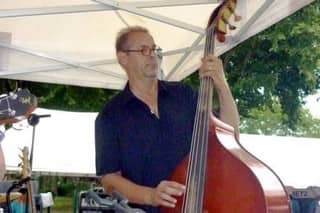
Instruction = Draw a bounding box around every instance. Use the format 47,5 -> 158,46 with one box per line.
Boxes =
50,196 -> 73,213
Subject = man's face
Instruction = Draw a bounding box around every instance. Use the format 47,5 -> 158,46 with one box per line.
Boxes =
119,32 -> 159,80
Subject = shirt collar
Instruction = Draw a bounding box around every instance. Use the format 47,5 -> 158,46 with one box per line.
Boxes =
121,80 -> 169,106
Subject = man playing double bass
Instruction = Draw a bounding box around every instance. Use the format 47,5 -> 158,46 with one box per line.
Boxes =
95,26 -> 240,213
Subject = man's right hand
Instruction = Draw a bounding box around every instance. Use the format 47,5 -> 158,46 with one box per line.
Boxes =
147,180 -> 185,208
101,173 -> 186,208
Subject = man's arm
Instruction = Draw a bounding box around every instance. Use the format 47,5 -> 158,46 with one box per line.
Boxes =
101,172 -> 185,208
199,54 -> 240,140
215,80 -> 240,140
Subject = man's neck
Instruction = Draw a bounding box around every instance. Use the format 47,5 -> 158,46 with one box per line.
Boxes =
129,78 -> 159,117
129,78 -> 158,98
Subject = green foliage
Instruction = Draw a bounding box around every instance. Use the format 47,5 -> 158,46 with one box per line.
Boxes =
39,176 -> 95,197
26,82 -> 119,112
0,80 -> 119,112
224,0 -> 319,132
240,100 -> 320,137
51,196 -> 73,212
184,1 -> 320,136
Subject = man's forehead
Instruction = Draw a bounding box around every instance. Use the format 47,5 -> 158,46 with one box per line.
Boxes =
128,32 -> 155,46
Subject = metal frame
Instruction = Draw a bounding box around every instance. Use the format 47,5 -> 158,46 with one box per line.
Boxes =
0,0 -> 292,84
91,0 -> 273,81
0,42 -> 125,79
233,0 -> 275,42
165,34 -> 205,80
0,0 -> 216,81
0,0 -> 217,18
93,0 -> 205,34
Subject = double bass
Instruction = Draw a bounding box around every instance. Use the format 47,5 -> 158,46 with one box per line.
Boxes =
162,1 -> 291,212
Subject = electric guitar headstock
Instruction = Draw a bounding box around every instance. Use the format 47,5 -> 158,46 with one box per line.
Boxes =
0,89 -> 37,125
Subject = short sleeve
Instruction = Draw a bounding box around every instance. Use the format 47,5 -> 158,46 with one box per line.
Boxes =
95,110 -> 120,176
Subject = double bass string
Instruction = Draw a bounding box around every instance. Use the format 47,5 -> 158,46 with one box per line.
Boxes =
182,26 -> 215,213
192,26 -> 215,212
182,80 -> 204,212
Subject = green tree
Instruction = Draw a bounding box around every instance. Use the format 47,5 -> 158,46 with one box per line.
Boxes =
240,100 -> 320,137
186,0 -> 320,135
223,0 -> 320,130
0,80 -> 118,112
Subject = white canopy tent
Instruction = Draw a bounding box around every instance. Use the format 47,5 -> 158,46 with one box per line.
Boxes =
0,0 -> 316,89
2,108 -> 320,188
1,0 -> 318,188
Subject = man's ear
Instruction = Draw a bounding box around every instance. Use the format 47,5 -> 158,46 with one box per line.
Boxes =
117,52 -> 128,67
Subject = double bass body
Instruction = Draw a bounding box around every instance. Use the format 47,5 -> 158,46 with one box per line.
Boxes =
162,116 -> 291,213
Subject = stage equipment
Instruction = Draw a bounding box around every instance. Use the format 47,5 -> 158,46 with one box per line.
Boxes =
78,188 -> 145,213
0,88 -> 38,212
27,113 -> 51,170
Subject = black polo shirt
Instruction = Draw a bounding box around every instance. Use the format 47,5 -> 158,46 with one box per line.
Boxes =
95,80 -> 197,212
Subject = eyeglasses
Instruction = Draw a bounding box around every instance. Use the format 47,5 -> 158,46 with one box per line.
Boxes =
122,45 -> 162,57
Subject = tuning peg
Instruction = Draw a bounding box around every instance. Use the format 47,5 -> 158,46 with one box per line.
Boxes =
234,15 -> 241,22
228,24 -> 236,30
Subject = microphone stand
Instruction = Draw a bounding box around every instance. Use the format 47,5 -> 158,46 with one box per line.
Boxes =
27,113 -> 51,170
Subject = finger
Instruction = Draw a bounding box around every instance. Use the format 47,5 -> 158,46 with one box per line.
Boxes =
164,186 -> 184,196
204,54 -> 216,62
209,66 -> 215,71
159,199 -> 176,208
163,182 -> 185,196
200,68 -> 214,76
158,192 -> 177,208
159,191 -> 177,203
165,181 -> 186,191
